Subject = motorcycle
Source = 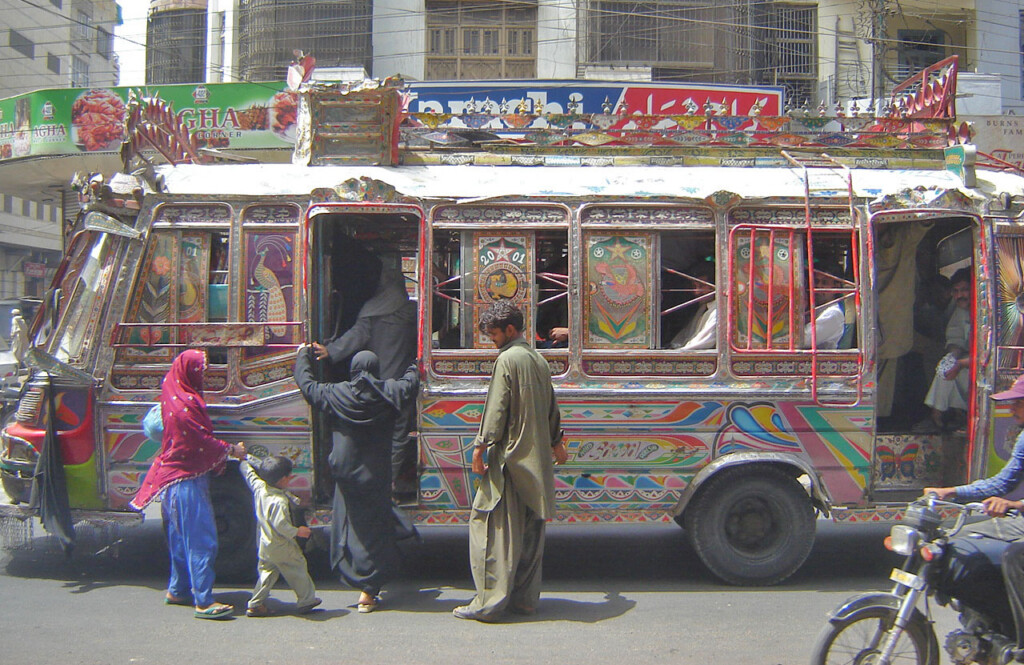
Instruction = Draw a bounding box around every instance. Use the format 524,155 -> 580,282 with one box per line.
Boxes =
811,496 -> 1022,665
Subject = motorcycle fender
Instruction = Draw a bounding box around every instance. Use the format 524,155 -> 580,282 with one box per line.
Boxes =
828,592 -> 903,623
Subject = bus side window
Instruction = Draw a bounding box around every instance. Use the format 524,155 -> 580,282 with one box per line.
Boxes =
119,229 -> 229,365
535,232 -> 569,349
431,229 -> 467,350
727,228 -> 858,352
660,231 -> 716,350
806,233 -> 858,350
430,228 -> 568,353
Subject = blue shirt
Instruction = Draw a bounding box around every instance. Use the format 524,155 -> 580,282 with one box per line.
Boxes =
955,429 -> 1024,501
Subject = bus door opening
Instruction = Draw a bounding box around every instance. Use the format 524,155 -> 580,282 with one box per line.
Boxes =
307,208 -> 422,504
873,216 -> 976,495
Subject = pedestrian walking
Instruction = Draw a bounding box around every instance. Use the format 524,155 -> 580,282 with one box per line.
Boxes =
130,349 -> 245,620
453,300 -> 567,622
238,453 -> 321,617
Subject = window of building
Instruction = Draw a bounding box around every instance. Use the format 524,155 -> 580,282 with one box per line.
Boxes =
75,10 -> 92,42
47,53 -> 61,74
586,0 -> 713,67
21,200 -> 31,217
425,1 -> 536,80
36,204 -> 45,221
8,29 -> 35,59
50,0 -> 62,7
763,4 -> 817,108
96,27 -> 112,60
50,206 -> 58,223
2,195 -> 12,214
896,30 -> 946,82
71,55 -> 89,87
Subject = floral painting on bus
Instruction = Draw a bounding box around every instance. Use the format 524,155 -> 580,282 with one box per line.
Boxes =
584,233 -> 653,348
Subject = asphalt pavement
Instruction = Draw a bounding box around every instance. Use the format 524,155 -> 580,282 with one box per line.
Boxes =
0,515 -> 957,665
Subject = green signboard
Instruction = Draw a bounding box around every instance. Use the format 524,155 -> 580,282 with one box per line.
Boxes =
0,81 -> 296,162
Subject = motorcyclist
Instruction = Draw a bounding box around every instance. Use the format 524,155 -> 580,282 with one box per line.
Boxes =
925,374 -> 1024,653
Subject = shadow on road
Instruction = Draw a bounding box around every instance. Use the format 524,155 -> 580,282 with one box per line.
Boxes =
2,513 -> 899,596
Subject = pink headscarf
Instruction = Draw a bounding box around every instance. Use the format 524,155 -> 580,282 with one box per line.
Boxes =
130,350 -> 230,510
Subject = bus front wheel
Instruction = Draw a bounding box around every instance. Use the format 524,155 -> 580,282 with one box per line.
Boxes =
685,465 -> 815,586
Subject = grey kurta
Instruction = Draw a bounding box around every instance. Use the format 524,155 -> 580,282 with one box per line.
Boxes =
464,337 -> 561,618
472,338 -> 561,518
240,462 -> 316,609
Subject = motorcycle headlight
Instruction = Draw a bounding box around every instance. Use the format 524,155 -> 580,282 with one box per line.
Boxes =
886,525 -> 921,556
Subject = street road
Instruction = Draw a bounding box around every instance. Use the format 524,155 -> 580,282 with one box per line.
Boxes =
0,517 -> 957,665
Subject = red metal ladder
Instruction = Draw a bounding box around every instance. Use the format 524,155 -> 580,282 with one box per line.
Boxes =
781,150 -> 864,407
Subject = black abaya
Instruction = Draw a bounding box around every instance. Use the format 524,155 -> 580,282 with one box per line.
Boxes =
295,349 -> 419,594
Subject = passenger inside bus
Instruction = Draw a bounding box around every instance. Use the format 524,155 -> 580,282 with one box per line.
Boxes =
668,260 -> 717,350
536,252 -> 569,349
914,267 -> 973,434
803,264 -> 852,350
876,218 -> 975,435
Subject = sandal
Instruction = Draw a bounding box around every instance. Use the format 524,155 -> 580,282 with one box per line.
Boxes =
194,603 -> 233,620
357,597 -> 379,613
246,604 -> 272,618
164,593 -> 191,606
296,598 -> 322,614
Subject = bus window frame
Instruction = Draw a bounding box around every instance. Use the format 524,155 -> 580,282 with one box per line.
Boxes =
46,229 -> 125,368
577,202 -> 718,379
426,202 -> 571,379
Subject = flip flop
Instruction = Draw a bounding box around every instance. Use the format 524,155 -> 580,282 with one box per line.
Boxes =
357,597 -> 379,613
164,593 -> 191,606
194,603 -> 233,620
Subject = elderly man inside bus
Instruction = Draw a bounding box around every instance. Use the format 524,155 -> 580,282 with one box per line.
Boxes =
668,260 -> 717,351
803,265 -> 854,350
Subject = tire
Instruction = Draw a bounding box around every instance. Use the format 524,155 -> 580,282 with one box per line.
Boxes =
1,468 -> 32,504
686,465 -> 815,585
210,468 -> 257,582
810,605 -> 938,665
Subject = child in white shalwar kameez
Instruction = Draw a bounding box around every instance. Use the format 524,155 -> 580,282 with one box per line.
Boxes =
240,453 -> 320,617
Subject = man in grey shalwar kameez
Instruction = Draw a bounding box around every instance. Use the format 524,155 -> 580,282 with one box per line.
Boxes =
453,300 -> 567,622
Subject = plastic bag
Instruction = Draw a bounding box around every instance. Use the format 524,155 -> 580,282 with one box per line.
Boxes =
142,404 -> 163,444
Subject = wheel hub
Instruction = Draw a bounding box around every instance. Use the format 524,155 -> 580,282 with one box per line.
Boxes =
724,496 -> 778,553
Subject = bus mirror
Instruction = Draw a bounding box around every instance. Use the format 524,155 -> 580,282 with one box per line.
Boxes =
82,211 -> 141,240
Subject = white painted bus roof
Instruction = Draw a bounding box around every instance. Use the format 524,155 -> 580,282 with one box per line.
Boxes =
150,163 -> 1008,203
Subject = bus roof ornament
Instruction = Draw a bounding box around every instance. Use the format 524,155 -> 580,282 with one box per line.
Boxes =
24,347 -> 95,384
82,210 -> 141,239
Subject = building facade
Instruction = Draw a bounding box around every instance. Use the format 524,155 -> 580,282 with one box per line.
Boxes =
146,0 -> 208,84
0,0 -> 119,297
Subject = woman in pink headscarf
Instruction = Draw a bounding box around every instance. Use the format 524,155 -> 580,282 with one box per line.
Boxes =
131,349 -> 245,620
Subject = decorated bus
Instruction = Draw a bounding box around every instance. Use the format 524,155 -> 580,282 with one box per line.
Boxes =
3,58 -> 1021,585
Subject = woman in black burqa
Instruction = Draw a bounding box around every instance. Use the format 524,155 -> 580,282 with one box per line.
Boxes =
294,347 -> 419,612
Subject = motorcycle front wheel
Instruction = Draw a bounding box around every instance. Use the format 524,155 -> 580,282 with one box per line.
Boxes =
810,605 -> 937,665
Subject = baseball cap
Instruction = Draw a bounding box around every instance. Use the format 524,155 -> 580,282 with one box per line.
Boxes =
992,375 -> 1024,401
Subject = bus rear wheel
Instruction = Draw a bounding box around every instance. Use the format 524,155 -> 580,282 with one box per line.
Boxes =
685,465 -> 815,586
